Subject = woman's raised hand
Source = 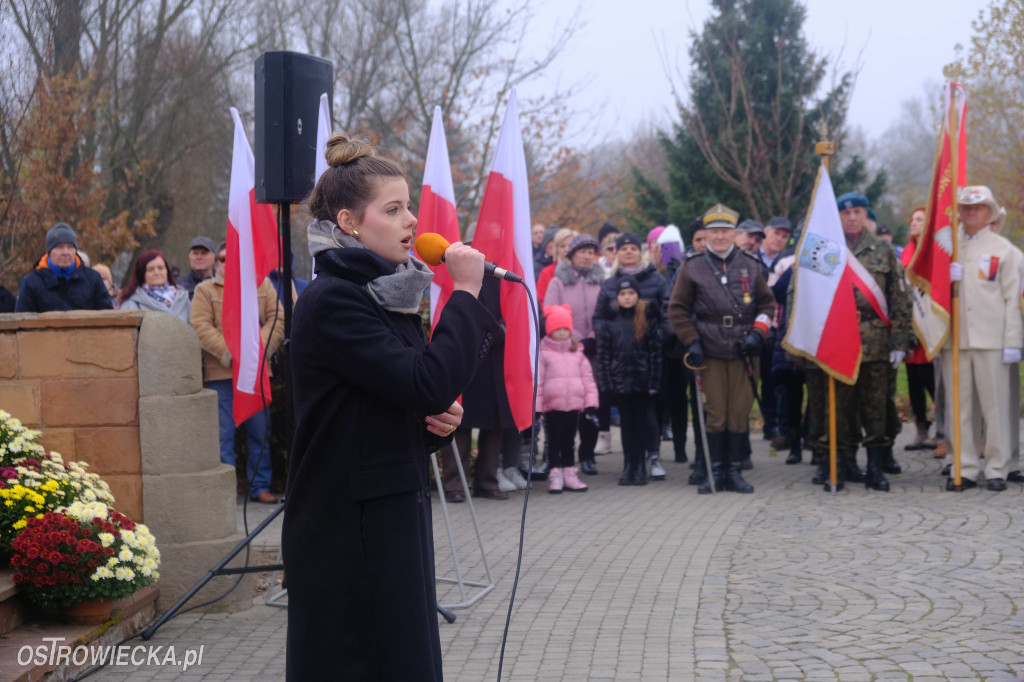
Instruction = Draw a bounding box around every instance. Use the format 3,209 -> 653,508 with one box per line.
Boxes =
445,242 -> 486,298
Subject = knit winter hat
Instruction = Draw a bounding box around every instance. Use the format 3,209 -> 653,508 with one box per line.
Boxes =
567,234 -> 600,259
615,233 -> 642,251
598,222 -> 621,242
616,275 -> 640,294
46,223 -> 78,253
544,304 -> 573,335
647,226 -> 666,245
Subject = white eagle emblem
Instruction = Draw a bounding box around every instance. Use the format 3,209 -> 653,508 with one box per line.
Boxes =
798,233 -> 841,276
934,225 -> 953,257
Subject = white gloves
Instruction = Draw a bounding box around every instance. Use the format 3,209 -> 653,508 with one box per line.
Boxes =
1003,348 -> 1021,364
950,262 -> 963,282
889,350 -> 906,368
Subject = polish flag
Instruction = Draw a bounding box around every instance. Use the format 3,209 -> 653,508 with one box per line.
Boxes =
471,90 -> 537,430
224,108 -> 279,425
782,164 -> 863,384
311,93 -> 332,280
906,82 -> 967,359
414,106 -> 460,331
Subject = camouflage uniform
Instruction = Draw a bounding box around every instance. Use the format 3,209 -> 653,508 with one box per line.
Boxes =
811,230 -> 912,486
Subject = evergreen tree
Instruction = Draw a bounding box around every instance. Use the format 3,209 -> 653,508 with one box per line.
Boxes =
635,0 -> 869,232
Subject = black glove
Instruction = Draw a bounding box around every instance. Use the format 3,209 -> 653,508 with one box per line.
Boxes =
684,340 -> 705,368
581,337 -> 596,357
740,331 -> 763,355
583,407 -> 597,418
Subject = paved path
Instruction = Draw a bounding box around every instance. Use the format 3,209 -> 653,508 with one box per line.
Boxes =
91,424 -> 1024,680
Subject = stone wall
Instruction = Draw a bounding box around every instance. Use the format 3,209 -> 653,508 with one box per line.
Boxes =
0,310 -> 251,612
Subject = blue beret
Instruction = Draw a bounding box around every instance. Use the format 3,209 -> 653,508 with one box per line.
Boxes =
836,192 -> 869,211
867,207 -> 877,222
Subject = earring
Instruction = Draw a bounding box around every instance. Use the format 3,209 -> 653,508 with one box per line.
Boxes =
353,230 -> 359,238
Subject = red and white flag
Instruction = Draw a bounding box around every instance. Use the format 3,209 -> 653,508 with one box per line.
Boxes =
906,82 -> 967,359
311,93 -> 332,280
224,108 -> 279,425
414,106 -> 461,331
782,163 -> 874,384
471,90 -> 537,430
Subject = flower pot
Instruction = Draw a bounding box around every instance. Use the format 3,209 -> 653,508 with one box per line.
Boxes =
62,598 -> 114,625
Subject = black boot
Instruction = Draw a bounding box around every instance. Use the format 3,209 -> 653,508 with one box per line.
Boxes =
631,450 -> 648,486
880,446 -> 901,475
865,447 -> 891,491
811,449 -> 829,484
843,452 -> 866,483
618,454 -> 633,486
691,432 -> 720,485
724,432 -> 754,493
697,457 -> 722,494
579,457 -> 598,476
785,429 -> 802,465
822,458 -> 845,492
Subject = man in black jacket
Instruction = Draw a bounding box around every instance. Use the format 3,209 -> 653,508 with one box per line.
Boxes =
15,223 -> 113,313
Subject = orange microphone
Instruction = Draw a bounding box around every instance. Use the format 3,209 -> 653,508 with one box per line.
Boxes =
415,233 -> 523,283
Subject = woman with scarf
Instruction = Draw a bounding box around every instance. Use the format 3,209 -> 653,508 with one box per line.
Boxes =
119,250 -> 191,322
284,134 -> 498,681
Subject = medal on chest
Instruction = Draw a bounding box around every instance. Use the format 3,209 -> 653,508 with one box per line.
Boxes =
740,269 -> 751,304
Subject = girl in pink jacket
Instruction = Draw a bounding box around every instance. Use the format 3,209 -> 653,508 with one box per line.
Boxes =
537,304 -> 599,493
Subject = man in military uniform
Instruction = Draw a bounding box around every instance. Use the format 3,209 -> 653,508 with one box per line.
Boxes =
810,192 -> 913,492
669,204 -> 776,494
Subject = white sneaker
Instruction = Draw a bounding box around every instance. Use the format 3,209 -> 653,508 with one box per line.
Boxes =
504,466 -> 528,489
594,431 -> 612,455
496,468 -> 517,493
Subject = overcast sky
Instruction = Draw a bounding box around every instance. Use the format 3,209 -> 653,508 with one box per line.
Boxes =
520,0 -> 990,145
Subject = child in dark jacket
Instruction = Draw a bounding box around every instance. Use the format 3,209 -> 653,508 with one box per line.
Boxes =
537,304 -> 599,493
596,276 -> 663,485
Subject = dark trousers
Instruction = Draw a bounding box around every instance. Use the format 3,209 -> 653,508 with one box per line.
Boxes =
662,357 -> 692,459
759,342 -> 777,433
615,393 -> 657,464
441,428 -> 501,494
544,410 -> 579,468
906,362 -> 935,424
774,367 -> 806,435
583,342 -> 612,438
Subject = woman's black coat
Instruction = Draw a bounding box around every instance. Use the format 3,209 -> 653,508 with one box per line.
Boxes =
595,303 -> 663,396
283,248 -> 499,681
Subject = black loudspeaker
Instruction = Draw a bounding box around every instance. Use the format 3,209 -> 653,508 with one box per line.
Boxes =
254,51 -> 334,204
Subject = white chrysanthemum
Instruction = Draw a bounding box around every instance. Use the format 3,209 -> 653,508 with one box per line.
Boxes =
94,566 -> 114,579
141,566 -> 153,577
114,566 -> 135,581
118,548 -> 134,562
98,532 -> 115,548
107,556 -> 118,568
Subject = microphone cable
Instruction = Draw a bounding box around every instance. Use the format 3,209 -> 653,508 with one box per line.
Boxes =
496,281 -> 541,681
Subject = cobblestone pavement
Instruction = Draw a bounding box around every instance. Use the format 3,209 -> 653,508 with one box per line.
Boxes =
90,424 -> 1024,681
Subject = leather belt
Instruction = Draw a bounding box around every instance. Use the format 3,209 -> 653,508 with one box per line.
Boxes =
696,313 -> 748,328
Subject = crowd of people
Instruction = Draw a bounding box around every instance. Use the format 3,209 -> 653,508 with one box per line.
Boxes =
6,224 -> 291,505
8,180 -> 1024,504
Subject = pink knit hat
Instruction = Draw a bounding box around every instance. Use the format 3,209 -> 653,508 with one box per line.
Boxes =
647,226 -> 666,245
544,304 -> 573,336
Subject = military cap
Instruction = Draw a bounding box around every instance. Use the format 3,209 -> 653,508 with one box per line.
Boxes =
736,219 -> 765,237
702,203 -> 739,229
836,192 -> 870,211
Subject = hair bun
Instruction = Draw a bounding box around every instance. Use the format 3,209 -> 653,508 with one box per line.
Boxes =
325,134 -> 374,167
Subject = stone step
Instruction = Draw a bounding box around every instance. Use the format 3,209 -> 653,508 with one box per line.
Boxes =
0,570 -> 29,639
0,586 -> 158,682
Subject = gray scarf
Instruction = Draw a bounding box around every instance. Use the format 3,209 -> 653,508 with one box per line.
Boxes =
307,219 -> 433,314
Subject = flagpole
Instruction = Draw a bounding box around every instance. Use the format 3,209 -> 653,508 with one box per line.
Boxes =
815,135 -> 838,494
948,90 -> 963,491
